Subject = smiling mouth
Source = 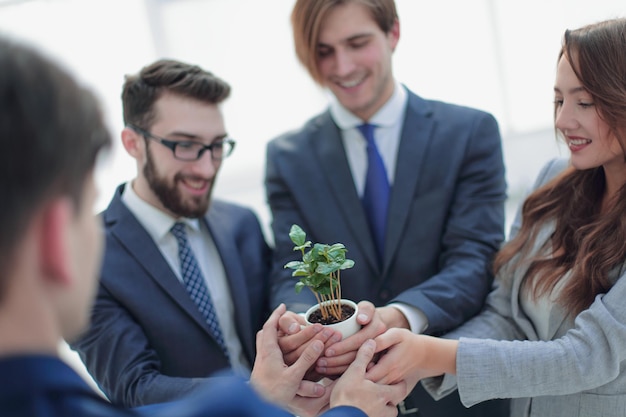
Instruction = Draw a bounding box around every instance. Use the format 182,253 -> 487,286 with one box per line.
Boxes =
568,138 -> 592,146
337,75 -> 366,89
181,177 -> 208,191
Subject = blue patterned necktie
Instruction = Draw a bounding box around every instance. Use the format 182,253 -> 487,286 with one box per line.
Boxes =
170,222 -> 230,361
358,123 -> 390,264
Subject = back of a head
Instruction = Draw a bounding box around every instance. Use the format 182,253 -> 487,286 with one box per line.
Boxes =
0,37 -> 111,289
121,58 -> 231,128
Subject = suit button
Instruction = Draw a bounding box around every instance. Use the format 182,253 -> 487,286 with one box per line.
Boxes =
380,289 -> 390,300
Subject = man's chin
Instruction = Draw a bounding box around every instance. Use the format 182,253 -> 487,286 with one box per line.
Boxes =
174,200 -> 211,218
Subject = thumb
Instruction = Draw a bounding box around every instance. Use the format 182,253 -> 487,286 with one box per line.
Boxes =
344,339 -> 375,377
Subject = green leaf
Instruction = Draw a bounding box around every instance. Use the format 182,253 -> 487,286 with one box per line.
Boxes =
295,281 -> 306,294
339,260 -> 355,270
283,260 -> 304,270
316,262 -> 340,275
289,224 -> 306,246
283,224 -> 354,310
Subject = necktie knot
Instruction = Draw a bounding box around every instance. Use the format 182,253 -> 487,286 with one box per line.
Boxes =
170,222 -> 187,244
357,123 -> 378,147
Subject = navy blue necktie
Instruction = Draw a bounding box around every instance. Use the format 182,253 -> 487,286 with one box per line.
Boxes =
170,222 -> 230,361
358,123 -> 390,264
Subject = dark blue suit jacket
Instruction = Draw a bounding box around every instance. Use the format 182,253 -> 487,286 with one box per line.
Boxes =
0,355 -> 365,417
266,89 -> 508,416
71,184 -> 271,407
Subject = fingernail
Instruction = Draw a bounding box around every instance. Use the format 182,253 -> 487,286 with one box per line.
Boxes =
312,341 -> 323,353
322,329 -> 335,339
358,313 -> 368,322
329,334 -> 342,344
288,323 -> 299,334
325,348 -> 335,357
318,358 -> 327,367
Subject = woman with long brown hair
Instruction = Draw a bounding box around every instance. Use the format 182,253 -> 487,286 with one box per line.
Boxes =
366,18 -> 626,417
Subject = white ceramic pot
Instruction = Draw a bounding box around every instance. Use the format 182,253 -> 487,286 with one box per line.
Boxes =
305,299 -> 360,339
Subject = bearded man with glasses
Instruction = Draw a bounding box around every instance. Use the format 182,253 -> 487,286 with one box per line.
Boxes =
71,59 -> 274,408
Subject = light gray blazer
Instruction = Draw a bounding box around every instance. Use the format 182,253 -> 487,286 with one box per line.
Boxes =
423,158 -> 626,417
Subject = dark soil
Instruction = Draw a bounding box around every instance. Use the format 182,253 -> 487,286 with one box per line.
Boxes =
308,304 -> 355,325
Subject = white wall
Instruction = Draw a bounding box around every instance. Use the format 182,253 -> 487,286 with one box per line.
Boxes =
1,0 -> 624,227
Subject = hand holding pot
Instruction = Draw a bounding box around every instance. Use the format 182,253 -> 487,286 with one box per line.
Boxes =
277,309 -> 342,381
330,339 -> 408,417
250,304 -> 331,417
315,301 -> 387,376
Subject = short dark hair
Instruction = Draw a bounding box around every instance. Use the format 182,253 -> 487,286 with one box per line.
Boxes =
0,37 -> 111,292
121,59 -> 231,129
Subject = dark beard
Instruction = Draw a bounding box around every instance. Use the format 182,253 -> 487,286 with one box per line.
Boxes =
143,147 -> 211,218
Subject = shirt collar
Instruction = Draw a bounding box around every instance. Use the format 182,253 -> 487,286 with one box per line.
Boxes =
122,181 -> 202,241
329,80 -> 407,129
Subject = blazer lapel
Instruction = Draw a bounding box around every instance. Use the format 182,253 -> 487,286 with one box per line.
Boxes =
314,113 -> 379,273
105,185 -> 213,335
383,92 -> 434,273
205,212 -> 255,361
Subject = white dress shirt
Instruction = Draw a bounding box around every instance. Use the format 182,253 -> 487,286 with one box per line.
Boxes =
328,81 -> 428,334
122,182 -> 250,375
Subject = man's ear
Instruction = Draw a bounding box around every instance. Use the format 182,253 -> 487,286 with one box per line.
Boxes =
121,127 -> 144,158
389,18 -> 400,52
39,198 -> 74,286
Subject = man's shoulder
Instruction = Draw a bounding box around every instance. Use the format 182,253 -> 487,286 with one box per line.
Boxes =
268,110 -> 332,148
206,199 -> 264,235
0,355 -> 127,417
404,88 -> 495,120
209,199 -> 257,219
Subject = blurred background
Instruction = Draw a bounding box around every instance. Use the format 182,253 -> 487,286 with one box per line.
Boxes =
1,0 -> 624,395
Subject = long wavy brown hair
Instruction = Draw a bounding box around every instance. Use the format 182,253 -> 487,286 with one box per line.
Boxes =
493,18 -> 626,315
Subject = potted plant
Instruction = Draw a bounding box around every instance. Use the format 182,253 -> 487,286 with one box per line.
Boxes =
283,224 -> 360,338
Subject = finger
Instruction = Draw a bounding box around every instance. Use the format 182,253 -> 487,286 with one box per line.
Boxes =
296,380 -> 326,398
289,391 -> 332,417
372,328 -> 402,353
365,354 -> 392,383
316,350 -> 357,375
382,380 -> 409,407
355,300 -> 375,325
256,304 -> 287,362
343,339 -> 375,377
282,327 -> 339,366
325,324 -> 380,357
279,311 -> 307,335
290,339 -> 324,379
278,323 -> 323,353
316,363 -> 349,376
264,303 -> 287,334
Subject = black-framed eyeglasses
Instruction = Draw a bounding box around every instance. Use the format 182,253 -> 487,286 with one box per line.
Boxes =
128,124 -> 236,161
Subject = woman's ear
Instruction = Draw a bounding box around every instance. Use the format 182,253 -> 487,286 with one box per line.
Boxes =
39,197 -> 74,287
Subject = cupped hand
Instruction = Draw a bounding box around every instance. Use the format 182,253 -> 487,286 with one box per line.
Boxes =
250,304 -> 330,417
367,328 -> 452,394
316,301 -> 387,375
331,339 -> 407,417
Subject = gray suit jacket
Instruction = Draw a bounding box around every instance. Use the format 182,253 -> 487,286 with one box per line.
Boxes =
424,158 -> 626,417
